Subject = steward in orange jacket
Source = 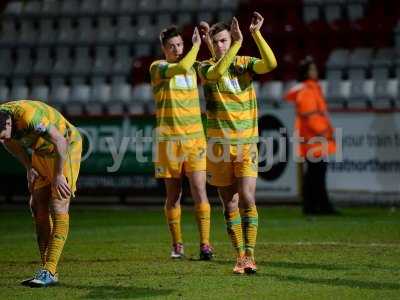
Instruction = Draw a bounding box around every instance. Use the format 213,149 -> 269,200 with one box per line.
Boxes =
284,57 -> 338,215
285,79 -> 336,159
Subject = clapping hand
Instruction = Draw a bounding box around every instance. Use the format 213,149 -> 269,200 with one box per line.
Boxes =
249,11 -> 264,33
192,27 -> 201,45
230,17 -> 243,43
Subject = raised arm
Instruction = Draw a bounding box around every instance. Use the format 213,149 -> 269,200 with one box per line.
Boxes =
164,27 -> 201,77
249,12 -> 277,74
199,21 -> 215,59
204,17 -> 242,80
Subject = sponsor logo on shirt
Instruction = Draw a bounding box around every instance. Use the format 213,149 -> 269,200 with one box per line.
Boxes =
223,77 -> 241,93
175,75 -> 194,89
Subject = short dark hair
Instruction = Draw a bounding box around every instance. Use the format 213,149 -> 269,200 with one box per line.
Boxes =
209,22 -> 230,38
0,110 -> 10,132
297,56 -> 315,82
159,25 -> 181,46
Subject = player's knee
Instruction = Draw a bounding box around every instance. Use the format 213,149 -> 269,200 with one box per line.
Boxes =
239,190 -> 256,206
191,184 -> 207,202
50,199 -> 70,214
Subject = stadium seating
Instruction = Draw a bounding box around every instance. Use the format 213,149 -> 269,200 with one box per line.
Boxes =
0,85 -> 9,103
0,0 -> 398,114
9,83 -> 29,100
30,84 -> 49,101
324,45 -> 399,108
49,84 -> 70,104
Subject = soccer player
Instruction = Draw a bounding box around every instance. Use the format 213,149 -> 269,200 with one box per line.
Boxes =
198,12 -> 277,274
149,26 -> 213,260
0,100 -> 82,287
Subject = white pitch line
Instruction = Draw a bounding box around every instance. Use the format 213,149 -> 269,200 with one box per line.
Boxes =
115,241 -> 400,248
260,241 -> 400,248
174,241 -> 400,248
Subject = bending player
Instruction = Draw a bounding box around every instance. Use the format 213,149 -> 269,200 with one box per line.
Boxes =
0,100 -> 82,287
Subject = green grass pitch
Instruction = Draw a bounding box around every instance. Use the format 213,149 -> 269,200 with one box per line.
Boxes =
0,206 -> 399,299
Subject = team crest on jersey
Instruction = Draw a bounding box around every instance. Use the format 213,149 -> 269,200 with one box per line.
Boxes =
34,123 -> 47,134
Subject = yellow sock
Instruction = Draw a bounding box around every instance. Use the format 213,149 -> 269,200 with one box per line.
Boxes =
240,205 -> 258,258
195,202 -> 211,246
164,206 -> 182,245
44,213 -> 69,275
224,209 -> 244,257
34,213 -> 53,266
46,214 -> 53,262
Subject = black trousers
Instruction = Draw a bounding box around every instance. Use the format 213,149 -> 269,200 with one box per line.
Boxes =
302,159 -> 335,215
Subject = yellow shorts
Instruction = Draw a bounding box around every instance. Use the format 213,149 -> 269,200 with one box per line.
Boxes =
155,138 -> 206,178
206,143 -> 258,187
33,137 -> 82,199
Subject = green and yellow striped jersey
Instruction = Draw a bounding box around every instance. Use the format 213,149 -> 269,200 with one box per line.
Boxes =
199,56 -> 259,144
149,60 -> 205,141
0,100 -> 80,156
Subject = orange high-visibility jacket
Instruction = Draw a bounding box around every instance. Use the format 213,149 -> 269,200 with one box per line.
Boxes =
285,79 -> 336,158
